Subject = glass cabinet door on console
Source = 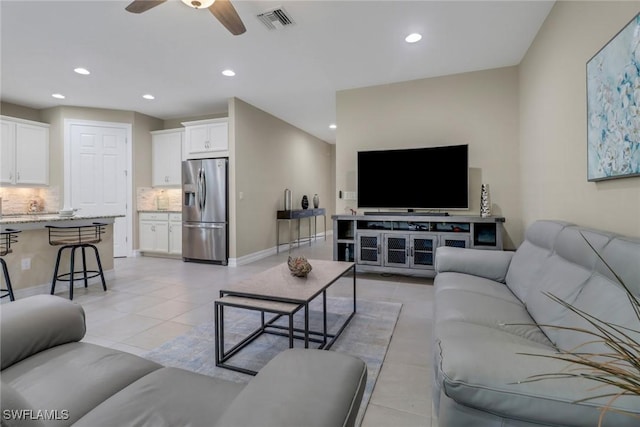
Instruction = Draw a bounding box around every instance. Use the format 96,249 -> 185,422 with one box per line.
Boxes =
410,235 -> 437,269
356,233 -> 381,266
384,235 -> 409,268
439,234 -> 470,249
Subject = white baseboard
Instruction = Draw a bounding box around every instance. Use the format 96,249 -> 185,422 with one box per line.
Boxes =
228,230 -> 332,267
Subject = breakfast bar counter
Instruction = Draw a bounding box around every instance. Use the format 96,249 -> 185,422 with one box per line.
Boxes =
0,213 -> 119,230
0,214 -> 121,297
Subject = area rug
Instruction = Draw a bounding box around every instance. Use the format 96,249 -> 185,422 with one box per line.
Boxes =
144,297 -> 402,426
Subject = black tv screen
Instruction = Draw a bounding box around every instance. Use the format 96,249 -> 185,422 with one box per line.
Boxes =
357,144 -> 469,210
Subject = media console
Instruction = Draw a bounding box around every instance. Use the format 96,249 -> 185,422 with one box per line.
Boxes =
332,214 -> 505,277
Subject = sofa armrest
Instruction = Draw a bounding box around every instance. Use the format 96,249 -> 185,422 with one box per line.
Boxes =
214,349 -> 367,427
435,246 -> 514,283
0,295 -> 86,370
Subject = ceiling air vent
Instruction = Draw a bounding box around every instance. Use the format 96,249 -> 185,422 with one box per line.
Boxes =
257,7 -> 295,30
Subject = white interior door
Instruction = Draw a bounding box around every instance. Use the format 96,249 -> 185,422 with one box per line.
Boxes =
69,123 -> 129,257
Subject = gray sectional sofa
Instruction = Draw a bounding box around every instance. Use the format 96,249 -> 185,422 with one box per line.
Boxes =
0,295 -> 367,427
433,220 -> 640,426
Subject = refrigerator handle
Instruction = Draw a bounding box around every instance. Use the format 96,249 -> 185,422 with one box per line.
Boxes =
201,168 -> 207,212
197,168 -> 203,211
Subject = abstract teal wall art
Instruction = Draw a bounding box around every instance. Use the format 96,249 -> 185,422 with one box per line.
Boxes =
587,12 -> 640,181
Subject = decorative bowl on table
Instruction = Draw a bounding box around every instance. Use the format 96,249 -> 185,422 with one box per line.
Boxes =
59,209 -> 77,218
287,256 -> 312,277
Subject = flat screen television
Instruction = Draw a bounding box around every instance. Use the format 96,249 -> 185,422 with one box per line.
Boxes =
357,144 -> 469,210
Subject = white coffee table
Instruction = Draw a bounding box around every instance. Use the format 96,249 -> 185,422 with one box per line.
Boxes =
214,260 -> 356,375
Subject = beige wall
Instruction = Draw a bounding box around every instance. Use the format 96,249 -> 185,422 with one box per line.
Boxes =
519,1 -> 640,238
231,98 -> 334,259
0,102 -> 41,122
336,67 -> 521,248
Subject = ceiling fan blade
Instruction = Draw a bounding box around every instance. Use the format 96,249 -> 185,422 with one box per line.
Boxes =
209,0 -> 246,36
125,0 -> 167,14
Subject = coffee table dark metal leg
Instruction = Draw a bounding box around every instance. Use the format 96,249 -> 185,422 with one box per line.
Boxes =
304,303 -> 309,348
322,290 -> 327,345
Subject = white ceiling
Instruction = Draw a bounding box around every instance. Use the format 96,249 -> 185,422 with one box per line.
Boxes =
0,0 -> 554,143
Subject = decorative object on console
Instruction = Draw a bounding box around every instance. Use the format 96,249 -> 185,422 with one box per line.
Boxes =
313,194 -> 319,209
284,188 -> 292,211
287,255 -> 312,277
480,184 -> 491,218
301,195 -> 309,209
587,12 -> 640,181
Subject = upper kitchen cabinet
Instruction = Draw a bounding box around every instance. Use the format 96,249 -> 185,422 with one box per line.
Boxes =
0,116 -> 49,186
181,118 -> 228,160
151,128 -> 183,187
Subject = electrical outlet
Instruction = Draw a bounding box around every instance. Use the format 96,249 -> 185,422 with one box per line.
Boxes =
21,258 -> 31,270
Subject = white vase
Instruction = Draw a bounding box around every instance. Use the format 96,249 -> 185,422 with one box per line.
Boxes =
480,184 -> 491,218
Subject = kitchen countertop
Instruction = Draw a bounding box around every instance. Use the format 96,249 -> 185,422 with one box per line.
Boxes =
0,213 -> 123,231
138,210 -> 181,214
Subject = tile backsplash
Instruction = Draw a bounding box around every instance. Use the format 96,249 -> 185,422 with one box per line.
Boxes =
137,187 -> 181,211
0,186 -> 60,214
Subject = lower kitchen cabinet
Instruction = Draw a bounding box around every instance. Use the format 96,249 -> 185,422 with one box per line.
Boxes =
139,212 -> 181,257
169,213 -> 182,255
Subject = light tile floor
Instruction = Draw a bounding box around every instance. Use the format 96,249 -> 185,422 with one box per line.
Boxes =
55,238 -> 435,426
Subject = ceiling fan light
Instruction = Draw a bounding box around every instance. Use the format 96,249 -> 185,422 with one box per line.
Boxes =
181,0 -> 215,9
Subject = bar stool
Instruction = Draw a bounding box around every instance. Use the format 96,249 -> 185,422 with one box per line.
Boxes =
1,229 -> 21,301
47,223 -> 108,300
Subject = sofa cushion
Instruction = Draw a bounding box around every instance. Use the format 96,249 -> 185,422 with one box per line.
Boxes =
215,349 -> 367,427
505,220 -> 571,302
523,253 -> 591,345
435,246 -> 514,283
0,295 -> 86,370
556,273 -> 640,353
74,367 -> 245,427
436,321 -> 640,427
598,234 -> 640,294
1,342 -> 161,426
434,272 -> 550,346
0,381 -> 45,427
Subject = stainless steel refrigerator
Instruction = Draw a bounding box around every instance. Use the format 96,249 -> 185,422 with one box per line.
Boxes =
182,158 -> 228,265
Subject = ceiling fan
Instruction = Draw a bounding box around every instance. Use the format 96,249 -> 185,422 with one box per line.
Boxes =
125,0 -> 246,35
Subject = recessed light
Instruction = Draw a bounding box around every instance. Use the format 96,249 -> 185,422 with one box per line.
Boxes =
222,69 -> 236,77
51,93 -> 66,99
405,33 -> 422,43
74,67 -> 90,75
329,124 -> 337,129
142,94 -> 155,100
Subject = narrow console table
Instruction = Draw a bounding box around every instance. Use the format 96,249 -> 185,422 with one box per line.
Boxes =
332,214 -> 505,277
276,208 -> 326,253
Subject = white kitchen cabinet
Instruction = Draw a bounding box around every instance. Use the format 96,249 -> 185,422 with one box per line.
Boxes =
181,118 -> 228,160
139,212 -> 182,256
169,213 -> 182,255
0,116 -> 49,185
139,212 -> 170,253
151,129 -> 183,187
